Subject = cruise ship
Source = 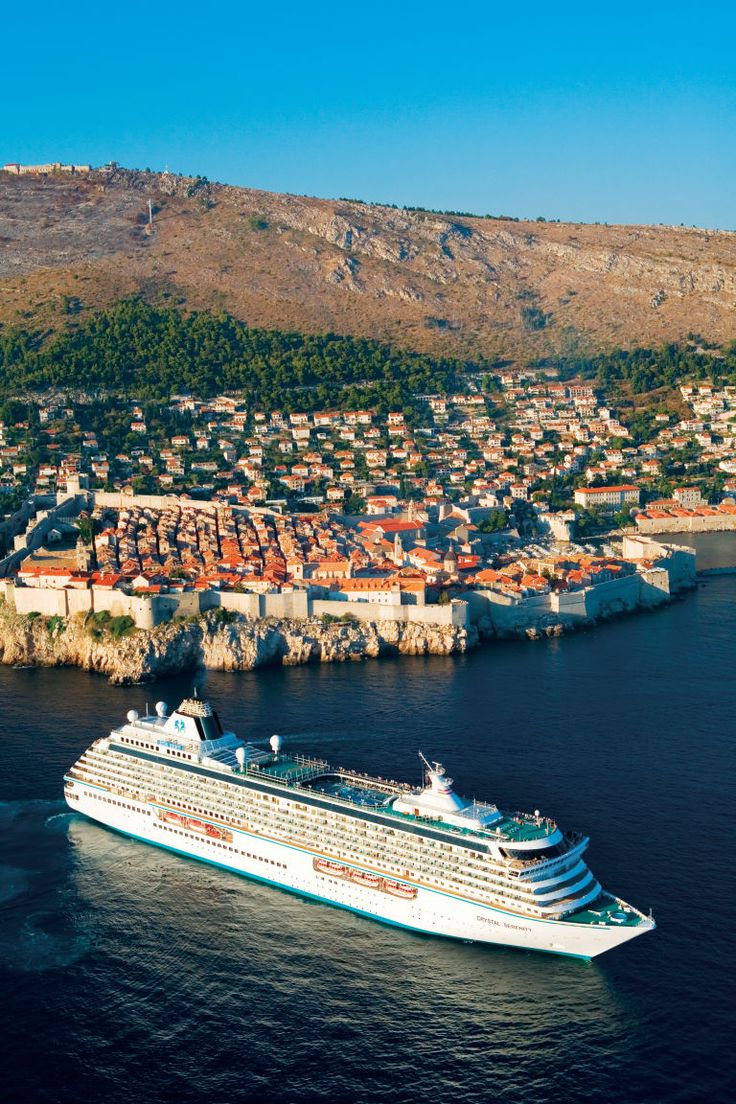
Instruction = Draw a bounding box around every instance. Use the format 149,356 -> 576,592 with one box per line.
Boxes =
64,696 -> 655,959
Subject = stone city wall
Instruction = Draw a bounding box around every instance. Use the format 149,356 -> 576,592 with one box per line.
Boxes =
461,566 -> 672,638
310,598 -> 467,627
11,583 -> 159,629
634,514 -> 736,535
622,536 -> 697,590
8,581 -> 466,630
0,494 -> 86,578
91,490 -> 278,517
93,490 -> 223,513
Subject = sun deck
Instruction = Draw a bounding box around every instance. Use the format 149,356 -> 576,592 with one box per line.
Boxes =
491,815 -> 555,844
566,895 -> 646,927
237,755 -> 557,846
307,776 -> 396,808
245,754 -> 328,786
304,772 -> 556,844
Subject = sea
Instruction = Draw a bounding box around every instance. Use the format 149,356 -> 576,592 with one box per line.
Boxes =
1,533 -> 734,1104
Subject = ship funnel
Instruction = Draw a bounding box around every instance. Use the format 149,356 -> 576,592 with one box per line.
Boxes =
270,735 -> 283,756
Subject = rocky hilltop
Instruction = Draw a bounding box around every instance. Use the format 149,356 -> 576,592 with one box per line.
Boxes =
1,167 -> 735,360
0,605 -> 475,684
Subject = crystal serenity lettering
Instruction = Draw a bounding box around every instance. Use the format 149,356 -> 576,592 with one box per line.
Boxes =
477,915 -> 533,932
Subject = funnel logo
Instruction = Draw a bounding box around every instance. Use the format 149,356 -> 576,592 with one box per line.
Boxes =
174,719 -> 185,733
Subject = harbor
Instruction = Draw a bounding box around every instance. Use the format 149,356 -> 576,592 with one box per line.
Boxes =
1,563 -> 734,1102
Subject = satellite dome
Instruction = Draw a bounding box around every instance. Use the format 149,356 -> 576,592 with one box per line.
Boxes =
155,701 -> 168,718
127,710 -> 139,724
235,747 -> 246,769
270,735 -> 283,755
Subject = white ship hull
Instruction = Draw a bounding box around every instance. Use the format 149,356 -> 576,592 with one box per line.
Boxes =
67,783 -> 653,960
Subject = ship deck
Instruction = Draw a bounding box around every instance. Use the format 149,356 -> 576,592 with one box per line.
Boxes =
304,772 -> 554,844
565,896 -> 646,927
247,756 -> 329,786
492,816 -> 553,843
243,755 -> 555,845
308,777 -> 396,808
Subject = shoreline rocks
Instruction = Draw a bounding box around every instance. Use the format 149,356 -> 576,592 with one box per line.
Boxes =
0,605 -> 477,684
0,583 -> 691,684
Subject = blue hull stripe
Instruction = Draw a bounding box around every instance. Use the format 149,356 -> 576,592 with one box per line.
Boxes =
86,814 -> 593,961
67,778 -> 604,934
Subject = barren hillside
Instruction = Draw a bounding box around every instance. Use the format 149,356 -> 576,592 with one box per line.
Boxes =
2,166 -> 735,361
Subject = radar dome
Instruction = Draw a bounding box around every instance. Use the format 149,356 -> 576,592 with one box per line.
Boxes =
270,735 -> 283,755
235,747 -> 246,769
155,701 -> 168,718
127,710 -> 139,724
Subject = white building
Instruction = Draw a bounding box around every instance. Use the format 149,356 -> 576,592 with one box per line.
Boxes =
673,486 -> 703,509
574,485 -> 640,511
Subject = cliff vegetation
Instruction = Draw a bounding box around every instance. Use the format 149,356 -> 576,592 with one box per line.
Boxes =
0,603 -> 475,684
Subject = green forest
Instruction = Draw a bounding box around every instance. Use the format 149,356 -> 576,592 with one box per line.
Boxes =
0,299 -> 464,412
1,299 -> 733,415
554,339 -> 736,394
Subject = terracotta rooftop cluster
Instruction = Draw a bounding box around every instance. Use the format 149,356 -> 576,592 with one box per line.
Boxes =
90,504 -> 369,590
467,553 -> 636,597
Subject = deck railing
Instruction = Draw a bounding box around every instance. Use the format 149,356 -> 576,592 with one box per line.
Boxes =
244,755 -> 328,786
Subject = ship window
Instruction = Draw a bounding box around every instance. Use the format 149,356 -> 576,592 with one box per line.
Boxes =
502,843 -> 567,860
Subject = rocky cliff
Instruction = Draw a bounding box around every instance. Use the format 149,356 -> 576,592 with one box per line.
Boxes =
2,167 -> 735,360
0,605 -> 476,684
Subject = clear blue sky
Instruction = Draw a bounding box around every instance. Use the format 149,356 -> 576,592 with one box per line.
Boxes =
5,1 -> 735,228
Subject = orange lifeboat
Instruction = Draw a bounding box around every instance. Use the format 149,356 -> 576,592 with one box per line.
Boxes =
383,879 -> 417,900
349,870 -> 381,888
314,858 -> 347,876
159,809 -> 187,827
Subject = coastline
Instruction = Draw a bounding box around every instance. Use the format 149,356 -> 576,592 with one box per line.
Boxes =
0,604 -> 476,684
0,585 -> 691,683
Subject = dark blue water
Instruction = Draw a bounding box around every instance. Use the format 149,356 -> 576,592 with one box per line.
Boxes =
1,546 -> 734,1103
